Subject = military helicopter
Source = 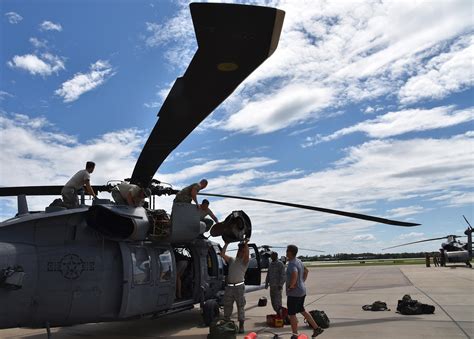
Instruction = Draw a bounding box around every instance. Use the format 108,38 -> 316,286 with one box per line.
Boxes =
383,216 -> 472,268
0,2 -> 420,337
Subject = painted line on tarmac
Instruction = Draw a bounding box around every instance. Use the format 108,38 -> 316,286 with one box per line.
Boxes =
398,267 -> 471,339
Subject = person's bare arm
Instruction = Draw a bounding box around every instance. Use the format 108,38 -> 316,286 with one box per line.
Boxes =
220,242 -> 231,263
242,239 -> 250,265
191,185 -> 199,205
209,209 -> 218,223
289,270 -> 298,289
303,265 -> 309,282
84,180 -> 96,198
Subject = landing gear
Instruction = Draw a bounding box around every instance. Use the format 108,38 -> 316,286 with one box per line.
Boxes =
202,299 -> 220,326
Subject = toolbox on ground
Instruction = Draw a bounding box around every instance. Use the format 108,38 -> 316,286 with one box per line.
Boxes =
266,314 -> 284,328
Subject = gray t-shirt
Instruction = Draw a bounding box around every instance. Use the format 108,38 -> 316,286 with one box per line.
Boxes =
227,257 -> 249,284
286,258 -> 306,297
65,169 -> 90,190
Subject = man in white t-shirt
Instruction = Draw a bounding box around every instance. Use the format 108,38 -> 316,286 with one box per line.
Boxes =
61,161 -> 97,208
111,182 -> 151,207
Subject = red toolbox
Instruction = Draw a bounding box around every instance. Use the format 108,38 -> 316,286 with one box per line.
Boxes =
266,314 -> 284,328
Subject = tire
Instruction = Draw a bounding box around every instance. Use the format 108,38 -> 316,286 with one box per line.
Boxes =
202,299 -> 220,326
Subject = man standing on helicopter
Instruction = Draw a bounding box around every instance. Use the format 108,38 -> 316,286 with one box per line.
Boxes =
220,238 -> 250,333
174,179 -> 208,206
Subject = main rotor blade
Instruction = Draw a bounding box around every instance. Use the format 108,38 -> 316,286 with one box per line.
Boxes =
463,215 -> 472,228
199,193 -> 421,227
0,185 -> 111,196
382,236 -> 449,250
130,3 -> 285,187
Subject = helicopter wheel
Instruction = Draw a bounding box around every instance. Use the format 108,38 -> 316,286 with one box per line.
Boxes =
202,299 -> 220,326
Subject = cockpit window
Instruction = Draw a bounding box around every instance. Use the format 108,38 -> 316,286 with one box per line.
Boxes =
131,247 -> 151,285
158,249 -> 172,282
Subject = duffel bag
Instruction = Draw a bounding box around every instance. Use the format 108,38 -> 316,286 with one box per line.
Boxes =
309,310 -> 330,328
208,319 -> 237,339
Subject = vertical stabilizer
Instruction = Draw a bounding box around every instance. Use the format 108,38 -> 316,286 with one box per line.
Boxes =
17,195 -> 29,215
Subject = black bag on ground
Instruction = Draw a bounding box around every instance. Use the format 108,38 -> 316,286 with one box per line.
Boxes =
362,301 -> 390,311
258,296 -> 267,306
208,319 -> 237,339
397,294 -> 435,315
309,310 -> 330,328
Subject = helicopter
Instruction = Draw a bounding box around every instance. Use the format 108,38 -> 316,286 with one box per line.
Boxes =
383,216 -> 473,268
0,2 -> 421,337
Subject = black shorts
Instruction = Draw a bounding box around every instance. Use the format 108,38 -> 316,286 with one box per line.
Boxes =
287,295 -> 306,315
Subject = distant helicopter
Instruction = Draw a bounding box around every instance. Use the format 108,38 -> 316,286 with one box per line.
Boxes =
383,216 -> 472,268
0,3 -> 420,338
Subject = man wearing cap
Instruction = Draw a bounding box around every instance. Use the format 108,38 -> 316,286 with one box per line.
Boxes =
265,251 -> 286,314
220,239 -> 250,333
112,182 -> 150,207
61,161 -> 97,208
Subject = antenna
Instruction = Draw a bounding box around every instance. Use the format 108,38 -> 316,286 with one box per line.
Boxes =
17,195 -> 29,215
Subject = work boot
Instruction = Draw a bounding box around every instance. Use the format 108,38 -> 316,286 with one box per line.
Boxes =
238,320 -> 245,334
312,327 -> 324,337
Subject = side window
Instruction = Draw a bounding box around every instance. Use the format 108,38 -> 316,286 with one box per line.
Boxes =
131,247 -> 151,285
158,249 -> 173,282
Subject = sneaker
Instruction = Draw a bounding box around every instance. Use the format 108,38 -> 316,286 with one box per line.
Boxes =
312,327 -> 324,337
291,335 -> 298,339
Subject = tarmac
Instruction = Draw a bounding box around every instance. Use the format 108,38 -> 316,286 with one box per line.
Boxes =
1,265 -> 472,339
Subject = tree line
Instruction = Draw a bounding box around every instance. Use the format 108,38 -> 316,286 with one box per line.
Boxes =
298,252 -> 438,261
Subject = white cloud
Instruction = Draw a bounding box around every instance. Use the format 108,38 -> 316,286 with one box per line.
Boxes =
303,105 -> 474,146
55,60 -> 115,103
144,3 -> 195,69
352,234 -> 376,242
221,84 -> 334,134
0,113 -> 147,211
398,232 -> 424,240
399,37 -> 474,104
29,37 -> 48,49
146,0 -> 473,135
388,205 -> 425,218
5,12 -> 23,24
7,53 -> 65,76
0,91 -> 13,101
40,20 -> 62,32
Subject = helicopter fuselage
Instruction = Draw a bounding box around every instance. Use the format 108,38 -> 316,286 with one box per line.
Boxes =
0,201 -> 261,329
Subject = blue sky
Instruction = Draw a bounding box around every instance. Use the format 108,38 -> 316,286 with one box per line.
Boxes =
1,0 -> 473,255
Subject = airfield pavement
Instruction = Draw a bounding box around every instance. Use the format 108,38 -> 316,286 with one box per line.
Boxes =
1,265 -> 473,339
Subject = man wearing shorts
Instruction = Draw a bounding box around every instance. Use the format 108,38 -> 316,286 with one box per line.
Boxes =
286,244 -> 324,338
